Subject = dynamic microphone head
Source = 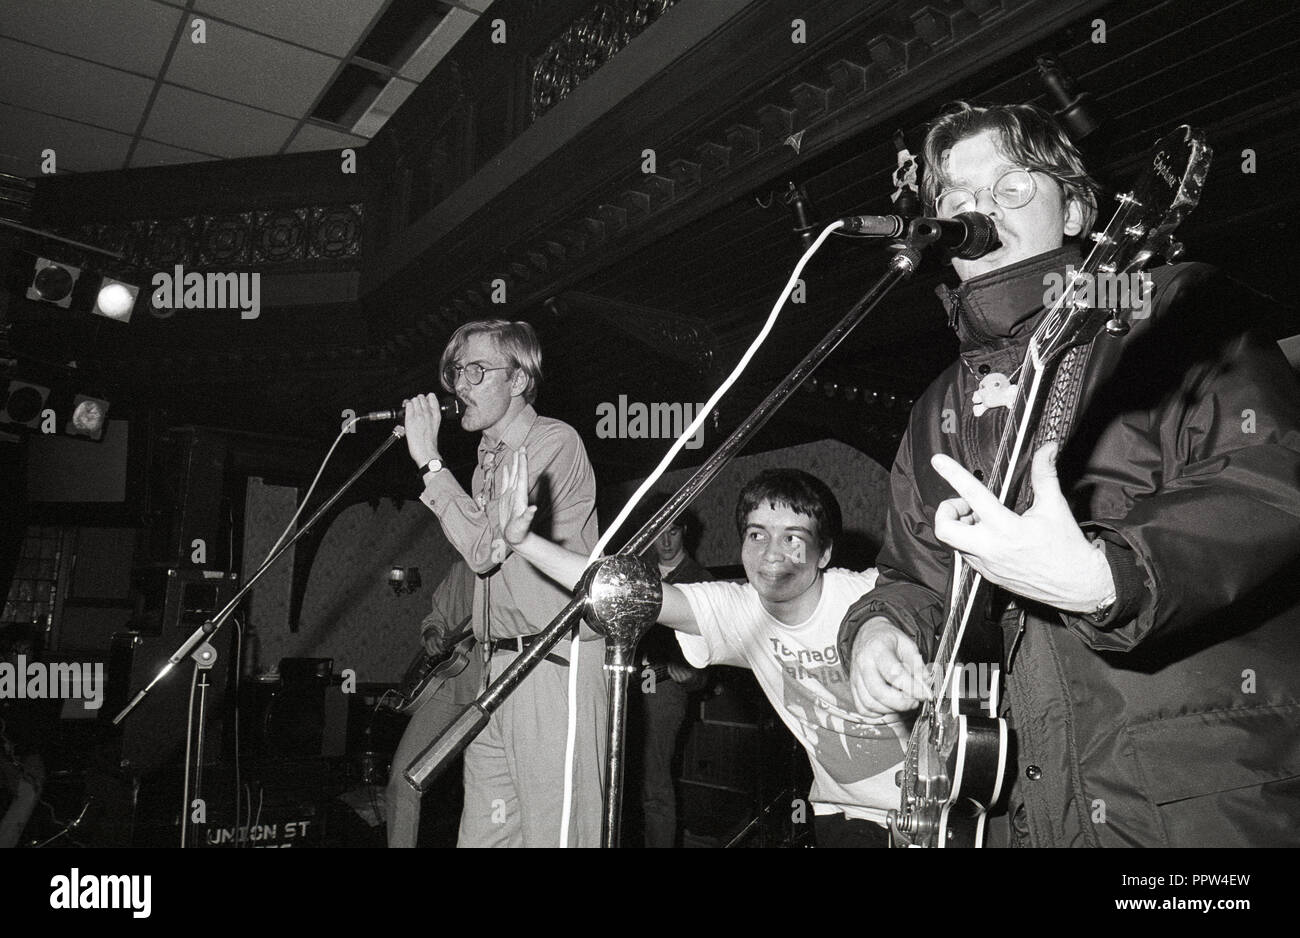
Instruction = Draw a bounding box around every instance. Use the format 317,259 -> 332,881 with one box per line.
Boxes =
441,397 -> 464,419
952,212 -> 1000,259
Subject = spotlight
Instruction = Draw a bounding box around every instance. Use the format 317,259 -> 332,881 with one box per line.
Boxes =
92,278 -> 138,322
0,380 -> 50,428
26,258 -> 80,307
65,394 -> 110,440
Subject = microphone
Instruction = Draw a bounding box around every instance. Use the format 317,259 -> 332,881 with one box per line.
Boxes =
837,211 -> 1000,259
355,398 -> 464,423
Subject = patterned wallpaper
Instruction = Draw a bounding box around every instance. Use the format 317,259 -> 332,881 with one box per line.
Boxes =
242,439 -> 890,684
242,478 -> 460,684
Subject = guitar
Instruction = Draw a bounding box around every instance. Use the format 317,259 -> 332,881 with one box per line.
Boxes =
379,630 -> 476,715
887,126 -> 1212,848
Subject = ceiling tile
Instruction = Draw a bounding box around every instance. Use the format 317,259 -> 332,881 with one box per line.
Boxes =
0,102 -> 132,176
284,123 -> 369,154
165,19 -> 341,117
130,139 -> 219,169
0,0 -> 183,75
0,38 -> 154,134
194,0 -> 388,56
143,84 -> 296,158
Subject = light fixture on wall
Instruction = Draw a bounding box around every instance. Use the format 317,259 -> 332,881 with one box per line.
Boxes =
65,394 -> 110,440
26,258 -> 80,307
92,277 -> 139,322
388,565 -> 422,595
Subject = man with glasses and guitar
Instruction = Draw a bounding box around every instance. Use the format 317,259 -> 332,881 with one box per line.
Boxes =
842,102 -> 1300,847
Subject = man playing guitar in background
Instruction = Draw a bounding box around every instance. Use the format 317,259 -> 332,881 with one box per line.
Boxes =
385,560 -> 478,848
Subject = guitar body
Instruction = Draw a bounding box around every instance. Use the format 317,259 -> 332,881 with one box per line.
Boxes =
889,126 -> 1211,848
893,665 -> 1009,847
381,633 -> 476,714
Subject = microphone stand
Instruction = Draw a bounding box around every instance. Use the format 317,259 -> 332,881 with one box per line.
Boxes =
407,224 -> 952,845
112,425 -> 409,846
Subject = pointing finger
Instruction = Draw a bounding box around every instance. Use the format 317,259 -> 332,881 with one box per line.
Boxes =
930,454 -> 1002,512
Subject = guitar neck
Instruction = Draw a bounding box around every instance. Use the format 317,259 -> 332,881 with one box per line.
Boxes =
931,351 -> 1053,698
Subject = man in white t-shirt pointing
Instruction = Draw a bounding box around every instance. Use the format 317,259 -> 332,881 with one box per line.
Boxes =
498,455 -> 928,847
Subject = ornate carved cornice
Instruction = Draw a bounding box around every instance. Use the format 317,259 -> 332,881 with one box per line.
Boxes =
383,0 -> 1106,358
529,0 -> 682,123
56,203 -> 364,274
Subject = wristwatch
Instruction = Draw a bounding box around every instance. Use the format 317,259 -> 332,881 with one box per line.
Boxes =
420,457 -> 444,480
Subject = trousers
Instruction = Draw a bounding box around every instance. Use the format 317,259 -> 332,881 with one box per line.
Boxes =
457,640 -> 608,847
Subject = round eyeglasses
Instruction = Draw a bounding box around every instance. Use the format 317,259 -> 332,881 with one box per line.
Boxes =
441,362 -> 511,388
935,167 -> 1039,218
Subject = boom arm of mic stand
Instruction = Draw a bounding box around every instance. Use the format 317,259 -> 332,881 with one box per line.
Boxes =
112,427 -> 410,726
405,251 -> 921,793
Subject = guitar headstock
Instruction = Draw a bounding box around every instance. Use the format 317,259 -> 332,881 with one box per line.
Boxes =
1115,125 -> 1211,275
1031,125 -> 1211,365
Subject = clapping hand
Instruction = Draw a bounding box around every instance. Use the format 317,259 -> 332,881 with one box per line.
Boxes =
490,448 -> 537,563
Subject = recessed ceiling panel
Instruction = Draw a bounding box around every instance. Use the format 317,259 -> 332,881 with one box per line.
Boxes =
399,8 -> 478,82
0,102 -> 133,176
0,0 -> 183,75
165,19 -> 341,117
143,84 -> 297,158
193,0 -> 389,56
352,78 -> 417,138
0,38 -> 154,134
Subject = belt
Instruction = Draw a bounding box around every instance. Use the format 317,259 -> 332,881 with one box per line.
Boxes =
489,634 -> 569,667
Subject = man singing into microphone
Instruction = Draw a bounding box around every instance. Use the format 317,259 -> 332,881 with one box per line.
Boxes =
404,319 -> 606,847
842,101 -> 1300,846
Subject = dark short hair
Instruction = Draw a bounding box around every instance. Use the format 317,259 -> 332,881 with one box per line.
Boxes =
922,101 -> 1101,237
735,469 -> 841,549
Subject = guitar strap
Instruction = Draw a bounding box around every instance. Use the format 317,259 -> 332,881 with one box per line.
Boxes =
1013,340 -> 1091,514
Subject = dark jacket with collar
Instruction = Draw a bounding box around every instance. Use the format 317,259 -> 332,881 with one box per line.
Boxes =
839,245 -> 1300,846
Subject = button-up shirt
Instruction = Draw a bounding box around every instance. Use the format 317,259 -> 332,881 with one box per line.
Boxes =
420,404 -> 598,640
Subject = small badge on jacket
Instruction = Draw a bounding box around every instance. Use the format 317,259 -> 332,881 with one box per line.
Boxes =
972,373 -> 1018,417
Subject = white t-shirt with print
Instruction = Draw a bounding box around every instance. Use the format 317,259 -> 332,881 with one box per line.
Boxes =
676,568 -> 906,825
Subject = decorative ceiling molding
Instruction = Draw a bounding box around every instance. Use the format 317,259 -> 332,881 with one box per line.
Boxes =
529,0 -> 682,123
383,0 -> 1104,358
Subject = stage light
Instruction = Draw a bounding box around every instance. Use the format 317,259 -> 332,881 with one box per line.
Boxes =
92,278 -> 138,322
65,394 -> 110,440
26,258 -> 80,307
0,380 -> 50,428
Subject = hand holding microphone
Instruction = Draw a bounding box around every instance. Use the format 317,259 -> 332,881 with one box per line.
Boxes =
398,395 -> 462,467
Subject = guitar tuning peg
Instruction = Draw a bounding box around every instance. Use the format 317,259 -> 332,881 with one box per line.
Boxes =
1167,240 -> 1185,261
1105,314 -> 1131,336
